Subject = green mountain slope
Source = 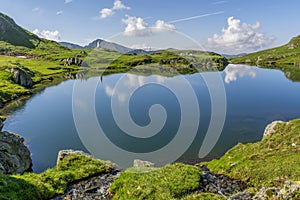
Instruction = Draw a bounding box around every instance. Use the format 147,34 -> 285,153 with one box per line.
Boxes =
0,13 -> 39,48
231,34 -> 300,66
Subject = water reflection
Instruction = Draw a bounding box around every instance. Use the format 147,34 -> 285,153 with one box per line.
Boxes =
2,65 -> 300,172
224,64 -> 257,84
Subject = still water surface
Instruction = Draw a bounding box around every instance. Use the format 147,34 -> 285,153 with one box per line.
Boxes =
4,64 -> 300,172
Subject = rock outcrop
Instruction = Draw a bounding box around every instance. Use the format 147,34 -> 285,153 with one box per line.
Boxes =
198,165 -> 247,197
133,159 -> 155,168
56,150 -> 94,166
9,67 -> 34,88
263,120 -> 284,137
62,56 -> 83,67
0,131 -> 32,174
52,169 -> 121,200
53,150 -> 121,200
253,181 -> 300,200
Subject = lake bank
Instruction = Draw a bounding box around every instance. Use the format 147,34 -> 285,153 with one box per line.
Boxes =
0,119 -> 299,199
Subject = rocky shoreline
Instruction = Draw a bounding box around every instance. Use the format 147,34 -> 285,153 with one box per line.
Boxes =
0,120 -> 299,199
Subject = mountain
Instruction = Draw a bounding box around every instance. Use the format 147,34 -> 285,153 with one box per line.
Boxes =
58,42 -> 84,50
0,12 -> 39,48
222,53 -> 246,59
59,39 -> 135,53
231,34 -> 300,66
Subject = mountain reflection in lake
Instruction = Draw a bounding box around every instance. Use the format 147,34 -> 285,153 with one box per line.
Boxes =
3,65 -> 300,172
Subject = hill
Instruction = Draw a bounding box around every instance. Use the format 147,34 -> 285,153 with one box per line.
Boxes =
231,34 -> 300,66
0,13 -> 39,48
59,39 -> 135,54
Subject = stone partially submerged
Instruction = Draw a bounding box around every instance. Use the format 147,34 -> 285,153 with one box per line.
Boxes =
0,131 -> 32,174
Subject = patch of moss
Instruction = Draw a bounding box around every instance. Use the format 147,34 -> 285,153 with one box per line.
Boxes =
204,119 -> 300,189
110,163 -> 202,200
0,154 -> 111,200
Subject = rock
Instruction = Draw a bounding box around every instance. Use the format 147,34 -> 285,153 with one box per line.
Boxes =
0,117 -> 5,131
56,150 -> 119,169
253,181 -> 300,200
198,165 -> 247,196
63,56 -> 83,66
133,159 -> 155,168
52,169 -> 121,200
229,192 -> 254,200
53,150 -> 122,200
263,121 -> 284,137
56,150 -> 94,166
0,131 -> 32,174
10,67 -> 34,88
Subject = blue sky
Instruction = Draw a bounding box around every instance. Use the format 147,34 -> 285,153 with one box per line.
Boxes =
1,0 -> 300,54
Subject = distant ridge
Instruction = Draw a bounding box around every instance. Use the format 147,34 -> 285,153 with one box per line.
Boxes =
59,39 -> 132,53
59,39 -> 150,54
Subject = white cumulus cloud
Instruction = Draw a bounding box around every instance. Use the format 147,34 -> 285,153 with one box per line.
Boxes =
99,0 -> 130,19
65,0 -> 73,4
122,16 -> 176,36
206,17 -> 275,54
33,29 -> 61,42
154,20 -> 176,32
100,8 -> 115,19
122,16 -> 148,36
113,0 -> 130,10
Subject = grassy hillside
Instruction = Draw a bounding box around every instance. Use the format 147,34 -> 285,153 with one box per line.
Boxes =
204,119 -> 300,189
0,13 -> 39,48
231,34 -> 300,81
231,34 -> 300,66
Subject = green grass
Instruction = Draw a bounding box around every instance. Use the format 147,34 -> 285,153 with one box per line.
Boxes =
181,192 -> 226,200
0,153 -> 112,200
107,50 -> 227,75
230,35 -> 300,81
110,163 -> 202,200
230,34 -> 300,81
204,119 -> 300,189
230,35 -> 300,66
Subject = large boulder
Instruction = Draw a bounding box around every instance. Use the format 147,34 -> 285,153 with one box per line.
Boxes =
0,131 -> 32,174
62,56 -> 83,67
10,67 -> 34,88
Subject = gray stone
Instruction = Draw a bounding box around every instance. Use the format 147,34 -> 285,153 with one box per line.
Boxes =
53,150 -> 122,200
0,131 -> 32,174
133,159 -> 155,168
56,150 -> 94,166
63,56 -> 83,67
253,182 -> 300,200
229,192 -> 254,200
263,121 -> 284,137
51,169 -> 121,200
199,165 -> 247,196
10,67 -> 34,88
0,117 -> 5,131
